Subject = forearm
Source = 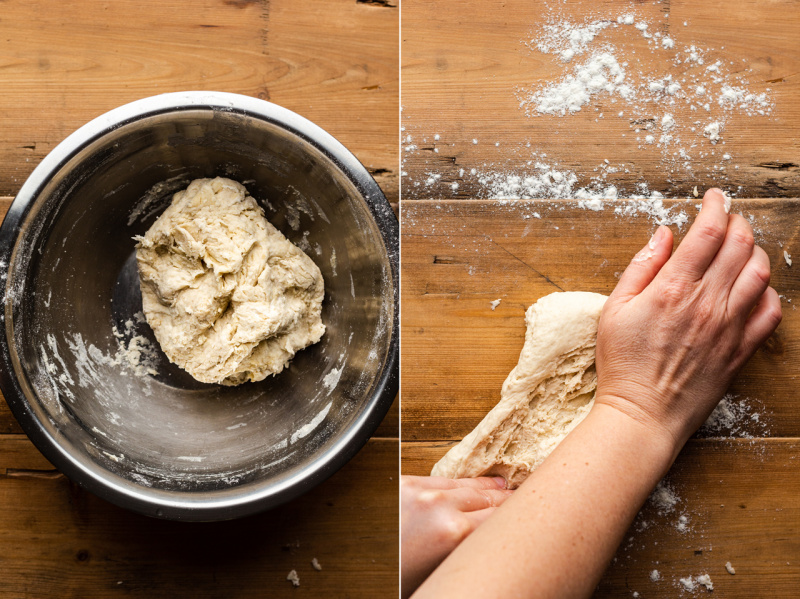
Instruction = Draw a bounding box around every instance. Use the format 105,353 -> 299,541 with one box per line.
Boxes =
413,402 -> 678,599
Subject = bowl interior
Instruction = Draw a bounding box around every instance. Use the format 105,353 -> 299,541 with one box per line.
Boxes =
5,107 -> 395,504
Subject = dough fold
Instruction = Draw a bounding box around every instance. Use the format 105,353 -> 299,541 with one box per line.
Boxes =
431,291 -> 607,488
135,177 -> 325,386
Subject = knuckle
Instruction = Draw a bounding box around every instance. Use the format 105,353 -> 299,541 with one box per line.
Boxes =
729,226 -> 754,252
416,490 -> 444,510
656,279 -> 690,307
400,476 -> 421,494
749,262 -> 771,286
695,220 -> 726,246
441,514 -> 472,545
767,304 -> 783,327
477,490 -> 495,508
693,295 -> 717,323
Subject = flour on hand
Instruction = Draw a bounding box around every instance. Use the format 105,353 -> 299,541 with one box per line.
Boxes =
136,177 -> 325,386
431,292 -> 607,488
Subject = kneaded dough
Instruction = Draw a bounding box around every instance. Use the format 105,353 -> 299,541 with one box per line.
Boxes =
431,291 -> 607,488
135,177 -> 325,386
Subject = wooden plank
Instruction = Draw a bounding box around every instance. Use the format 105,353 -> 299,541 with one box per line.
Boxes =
0,436 -> 398,598
401,199 -> 800,440
401,0 -> 800,200
375,395 -> 399,438
0,0 -> 398,202
403,438 -> 800,598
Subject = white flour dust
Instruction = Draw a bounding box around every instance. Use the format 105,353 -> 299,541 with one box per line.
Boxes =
402,2 -> 776,209
617,391 -> 770,593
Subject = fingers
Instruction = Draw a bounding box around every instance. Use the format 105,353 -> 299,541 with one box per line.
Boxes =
727,245 -> 771,318
705,214 -> 756,293
668,188 -> 730,281
736,286 -> 782,367
462,507 -> 497,531
444,487 -> 514,512
409,476 -> 507,491
611,225 -> 673,302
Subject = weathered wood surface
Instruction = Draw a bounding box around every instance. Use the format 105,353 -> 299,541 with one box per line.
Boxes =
0,0 -> 398,203
1,436 -> 398,598
403,439 -> 800,598
401,199 -> 800,597
401,0 -> 800,200
402,199 -> 800,440
0,0 -> 399,596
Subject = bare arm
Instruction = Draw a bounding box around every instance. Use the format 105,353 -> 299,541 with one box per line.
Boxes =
412,189 -> 782,599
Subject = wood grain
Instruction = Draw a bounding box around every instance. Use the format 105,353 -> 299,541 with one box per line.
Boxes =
403,438 -> 800,598
401,0 -> 800,200
0,0 -> 399,595
0,436 -> 398,598
402,199 -> 800,440
0,0 -> 398,202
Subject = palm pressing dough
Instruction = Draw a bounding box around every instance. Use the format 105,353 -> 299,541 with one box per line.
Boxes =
135,177 -> 325,386
431,292 -> 607,488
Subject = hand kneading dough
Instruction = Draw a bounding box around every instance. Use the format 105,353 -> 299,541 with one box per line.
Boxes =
135,177 -> 325,386
431,292 -> 607,488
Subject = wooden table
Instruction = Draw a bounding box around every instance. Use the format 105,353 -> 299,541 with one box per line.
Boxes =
401,1 -> 800,596
0,1 -> 398,596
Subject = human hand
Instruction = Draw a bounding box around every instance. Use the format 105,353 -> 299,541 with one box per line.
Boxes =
595,188 -> 782,455
400,475 -> 513,598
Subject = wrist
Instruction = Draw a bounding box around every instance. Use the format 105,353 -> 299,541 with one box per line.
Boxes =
587,400 -> 681,476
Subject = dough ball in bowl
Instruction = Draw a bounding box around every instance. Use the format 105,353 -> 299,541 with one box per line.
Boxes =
135,177 -> 326,386
0,92 -> 398,520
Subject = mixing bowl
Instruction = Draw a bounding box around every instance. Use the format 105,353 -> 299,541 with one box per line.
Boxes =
0,92 -> 398,521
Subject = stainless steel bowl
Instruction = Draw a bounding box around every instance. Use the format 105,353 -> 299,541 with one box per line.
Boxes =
0,92 -> 398,521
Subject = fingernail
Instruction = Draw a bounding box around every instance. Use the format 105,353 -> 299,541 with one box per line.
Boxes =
493,477 -> 507,489
648,226 -> 663,250
703,188 -> 731,213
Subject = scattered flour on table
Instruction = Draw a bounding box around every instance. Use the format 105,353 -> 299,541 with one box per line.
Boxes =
402,3 -> 782,588
650,480 -> 679,514
490,299 -> 502,310
725,561 -> 736,575
402,3 -> 776,203
677,573 -> 715,592
311,557 -> 322,571
700,393 -> 769,437
784,250 -> 792,266
696,574 -> 714,590
286,570 -> 300,587
679,576 -> 696,591
650,569 -> 661,582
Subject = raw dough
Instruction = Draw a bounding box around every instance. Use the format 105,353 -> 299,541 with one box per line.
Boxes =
135,177 -> 325,386
431,291 -> 607,488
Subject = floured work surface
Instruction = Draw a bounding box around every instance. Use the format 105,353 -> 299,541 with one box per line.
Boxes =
402,0 -> 800,200
401,199 -> 800,598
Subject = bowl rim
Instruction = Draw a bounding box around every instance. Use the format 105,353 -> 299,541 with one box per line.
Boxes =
0,91 -> 399,521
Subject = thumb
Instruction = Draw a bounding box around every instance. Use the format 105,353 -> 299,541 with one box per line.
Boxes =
611,225 -> 673,302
